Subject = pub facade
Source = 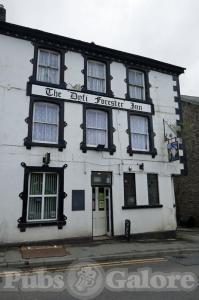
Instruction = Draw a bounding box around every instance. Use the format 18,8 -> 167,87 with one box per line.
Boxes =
0,6 -> 185,244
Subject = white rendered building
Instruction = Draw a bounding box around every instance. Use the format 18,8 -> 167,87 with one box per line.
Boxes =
0,6 -> 185,244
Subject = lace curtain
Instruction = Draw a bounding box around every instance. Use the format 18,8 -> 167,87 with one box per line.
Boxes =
130,115 -> 149,150
37,50 -> 60,84
129,70 -> 145,100
87,61 -> 106,93
32,102 -> 59,143
86,109 -> 108,147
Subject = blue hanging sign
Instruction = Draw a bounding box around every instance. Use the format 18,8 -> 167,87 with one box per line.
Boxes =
167,140 -> 179,162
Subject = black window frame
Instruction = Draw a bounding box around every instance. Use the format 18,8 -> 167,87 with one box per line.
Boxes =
80,104 -> 116,155
126,66 -> 151,103
18,165 -> 67,232
82,55 -> 113,97
24,97 -> 66,151
29,43 -> 67,89
127,111 -> 157,158
122,172 -> 163,210
123,173 -> 137,207
147,173 -> 160,206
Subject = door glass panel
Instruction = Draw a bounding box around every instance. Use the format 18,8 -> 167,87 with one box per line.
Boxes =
98,188 -> 105,211
91,172 -> 112,186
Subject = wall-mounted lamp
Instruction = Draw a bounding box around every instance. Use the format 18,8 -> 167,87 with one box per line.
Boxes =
43,153 -> 50,166
96,144 -> 105,151
128,166 -> 132,171
139,163 -> 144,170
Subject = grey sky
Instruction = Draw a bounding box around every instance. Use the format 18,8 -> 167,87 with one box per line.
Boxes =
1,0 -> 199,96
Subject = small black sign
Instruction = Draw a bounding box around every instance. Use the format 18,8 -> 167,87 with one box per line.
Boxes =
72,190 -> 85,211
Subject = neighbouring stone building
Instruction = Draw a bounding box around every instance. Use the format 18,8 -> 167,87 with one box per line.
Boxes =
174,95 -> 199,227
0,5 -> 185,244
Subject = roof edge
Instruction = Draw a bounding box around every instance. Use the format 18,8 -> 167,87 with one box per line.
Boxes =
0,21 -> 185,75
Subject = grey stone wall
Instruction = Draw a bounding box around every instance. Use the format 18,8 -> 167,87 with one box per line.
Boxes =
174,100 -> 199,226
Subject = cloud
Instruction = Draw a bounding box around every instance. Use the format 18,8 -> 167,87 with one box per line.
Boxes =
1,0 -> 199,95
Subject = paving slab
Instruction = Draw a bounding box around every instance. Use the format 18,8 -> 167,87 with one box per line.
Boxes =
4,250 -> 21,262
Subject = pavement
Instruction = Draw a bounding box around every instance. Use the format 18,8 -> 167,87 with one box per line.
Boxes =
0,228 -> 199,269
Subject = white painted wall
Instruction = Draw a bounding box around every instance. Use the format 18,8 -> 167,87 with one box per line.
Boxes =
0,34 -> 182,244
65,51 -> 84,91
111,62 -> 126,98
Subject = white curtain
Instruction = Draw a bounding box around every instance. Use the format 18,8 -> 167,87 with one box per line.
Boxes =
129,70 -> 144,100
129,70 -> 143,85
33,103 -> 59,143
39,50 -> 49,66
130,115 -> 149,150
34,103 -> 46,122
129,86 -> 142,100
45,125 -> 58,143
37,50 -> 60,84
86,110 -> 108,147
37,66 -> 48,83
49,52 -> 59,68
87,61 -> 106,93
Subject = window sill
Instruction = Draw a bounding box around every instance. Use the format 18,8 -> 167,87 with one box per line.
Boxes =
18,219 -> 67,232
27,80 -> 67,91
81,88 -> 114,98
24,139 -> 67,152
80,142 -> 116,155
122,204 -> 163,210
127,97 -> 147,103
127,146 -> 157,158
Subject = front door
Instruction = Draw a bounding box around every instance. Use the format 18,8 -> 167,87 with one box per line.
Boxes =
92,187 -> 111,237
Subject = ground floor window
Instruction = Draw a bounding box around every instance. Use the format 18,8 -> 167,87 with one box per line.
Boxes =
18,165 -> 67,231
147,174 -> 159,205
123,173 -> 136,207
28,172 -> 58,221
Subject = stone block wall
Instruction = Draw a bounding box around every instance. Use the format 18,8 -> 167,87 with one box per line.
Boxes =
174,99 -> 199,226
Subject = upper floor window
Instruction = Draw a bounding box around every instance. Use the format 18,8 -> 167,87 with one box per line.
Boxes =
80,105 -> 116,155
86,109 -> 108,147
128,69 -> 145,100
130,115 -> 149,151
37,49 -> 60,85
87,60 -> 106,93
32,102 -> 59,144
24,98 -> 66,151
